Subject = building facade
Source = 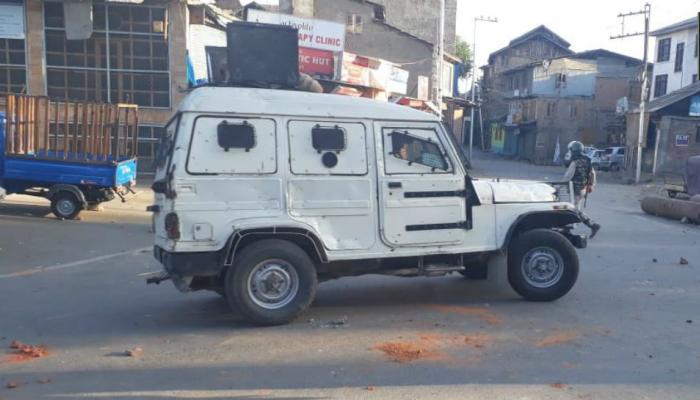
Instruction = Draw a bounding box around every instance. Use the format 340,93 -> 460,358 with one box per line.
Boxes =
649,17 -> 698,99
481,25 -> 574,128
0,0 -> 204,173
626,81 -> 700,175
487,49 -> 642,164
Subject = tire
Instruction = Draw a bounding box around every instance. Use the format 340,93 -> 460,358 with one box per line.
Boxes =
667,191 -> 677,199
50,192 -> 82,220
507,229 -> 579,302
225,239 -> 317,326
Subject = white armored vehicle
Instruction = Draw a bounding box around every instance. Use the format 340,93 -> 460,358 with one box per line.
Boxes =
149,87 -> 587,325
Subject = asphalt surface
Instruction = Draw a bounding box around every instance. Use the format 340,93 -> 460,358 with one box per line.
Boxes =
1,152 -> 699,399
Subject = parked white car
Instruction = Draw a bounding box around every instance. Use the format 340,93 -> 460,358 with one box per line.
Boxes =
590,150 -> 605,170
600,147 -> 626,171
149,87 -> 588,325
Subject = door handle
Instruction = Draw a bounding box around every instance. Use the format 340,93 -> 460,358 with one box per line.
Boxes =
388,182 -> 402,189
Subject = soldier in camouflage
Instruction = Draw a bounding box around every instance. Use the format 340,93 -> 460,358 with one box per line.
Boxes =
564,141 -> 601,238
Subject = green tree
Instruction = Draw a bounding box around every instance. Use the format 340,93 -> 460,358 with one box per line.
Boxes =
455,36 -> 472,77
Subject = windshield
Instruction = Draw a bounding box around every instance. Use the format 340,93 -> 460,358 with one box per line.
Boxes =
440,121 -> 470,170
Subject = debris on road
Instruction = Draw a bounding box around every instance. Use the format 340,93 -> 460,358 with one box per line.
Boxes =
320,316 -> 348,329
38,378 -> 51,384
365,385 -> 376,391
535,330 -> 578,347
686,320 -> 693,324
4,341 -> 49,363
375,332 -> 492,364
124,347 -> 144,357
550,382 -> 568,389
375,341 -> 438,363
6,381 -> 20,389
680,257 -> 689,265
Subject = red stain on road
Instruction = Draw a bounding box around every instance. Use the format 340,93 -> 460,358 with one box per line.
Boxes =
2,341 -> 49,364
535,330 -> 578,347
375,332 -> 493,364
424,305 -> 503,326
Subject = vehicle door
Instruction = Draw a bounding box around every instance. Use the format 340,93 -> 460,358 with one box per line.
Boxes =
286,119 -> 376,251
375,121 -> 468,247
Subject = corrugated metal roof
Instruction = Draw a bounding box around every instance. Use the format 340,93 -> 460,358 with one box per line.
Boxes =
638,81 -> 700,113
650,17 -> 698,36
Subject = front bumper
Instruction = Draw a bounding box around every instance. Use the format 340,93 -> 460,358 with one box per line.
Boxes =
153,246 -> 223,277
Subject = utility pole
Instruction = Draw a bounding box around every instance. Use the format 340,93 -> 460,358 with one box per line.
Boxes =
469,16 -> 497,161
433,0 -> 446,106
611,3 -> 650,184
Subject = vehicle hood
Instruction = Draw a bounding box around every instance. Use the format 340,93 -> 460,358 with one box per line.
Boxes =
487,180 -> 557,203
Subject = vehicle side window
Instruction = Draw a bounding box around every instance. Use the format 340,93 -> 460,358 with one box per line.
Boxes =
288,120 -> 367,175
383,128 -> 451,174
187,116 -> 276,174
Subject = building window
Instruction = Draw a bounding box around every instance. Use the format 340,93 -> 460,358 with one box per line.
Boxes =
654,74 -> 668,97
372,5 -> 385,21
674,42 -> 684,72
657,38 -> 671,62
0,38 -> 27,94
693,74 -> 698,83
546,102 -> 556,117
555,73 -> 567,88
43,1 -> 169,108
137,125 -> 165,172
346,14 -> 363,34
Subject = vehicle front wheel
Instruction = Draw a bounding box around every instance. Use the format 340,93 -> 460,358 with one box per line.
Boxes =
225,239 -> 317,326
50,192 -> 83,220
508,229 -> 579,302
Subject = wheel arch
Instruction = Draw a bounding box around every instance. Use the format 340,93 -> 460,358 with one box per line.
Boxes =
502,210 -> 581,249
47,184 -> 87,206
223,226 -> 329,269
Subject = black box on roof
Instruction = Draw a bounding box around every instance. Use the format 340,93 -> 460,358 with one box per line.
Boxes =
226,21 -> 299,88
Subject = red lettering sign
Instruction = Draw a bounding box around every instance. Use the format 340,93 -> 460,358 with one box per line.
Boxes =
298,47 -> 334,77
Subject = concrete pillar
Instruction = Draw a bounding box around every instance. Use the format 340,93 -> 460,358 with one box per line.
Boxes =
281,0 -> 314,17
168,0 -> 189,110
25,0 -> 46,96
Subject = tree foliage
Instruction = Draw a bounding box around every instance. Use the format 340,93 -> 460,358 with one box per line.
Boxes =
455,36 -> 472,77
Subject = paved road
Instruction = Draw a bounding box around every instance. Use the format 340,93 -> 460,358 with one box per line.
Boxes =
1,152 -> 699,399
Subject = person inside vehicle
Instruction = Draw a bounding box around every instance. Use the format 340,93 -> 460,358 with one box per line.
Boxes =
398,143 -> 410,160
563,141 -> 601,238
419,142 -> 446,170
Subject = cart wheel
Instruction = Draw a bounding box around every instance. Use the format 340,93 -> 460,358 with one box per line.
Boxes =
667,190 -> 677,199
51,192 -> 83,220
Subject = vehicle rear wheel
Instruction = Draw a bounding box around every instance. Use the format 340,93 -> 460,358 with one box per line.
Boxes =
225,239 -> 317,326
508,229 -> 579,302
50,192 -> 82,220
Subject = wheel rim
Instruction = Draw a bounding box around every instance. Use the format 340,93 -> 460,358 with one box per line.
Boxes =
56,198 -> 76,216
247,259 -> 299,310
521,247 -> 564,288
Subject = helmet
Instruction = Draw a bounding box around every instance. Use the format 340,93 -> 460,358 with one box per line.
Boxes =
568,141 -> 584,155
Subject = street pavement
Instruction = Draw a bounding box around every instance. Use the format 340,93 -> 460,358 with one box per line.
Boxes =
1,152 -> 699,399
